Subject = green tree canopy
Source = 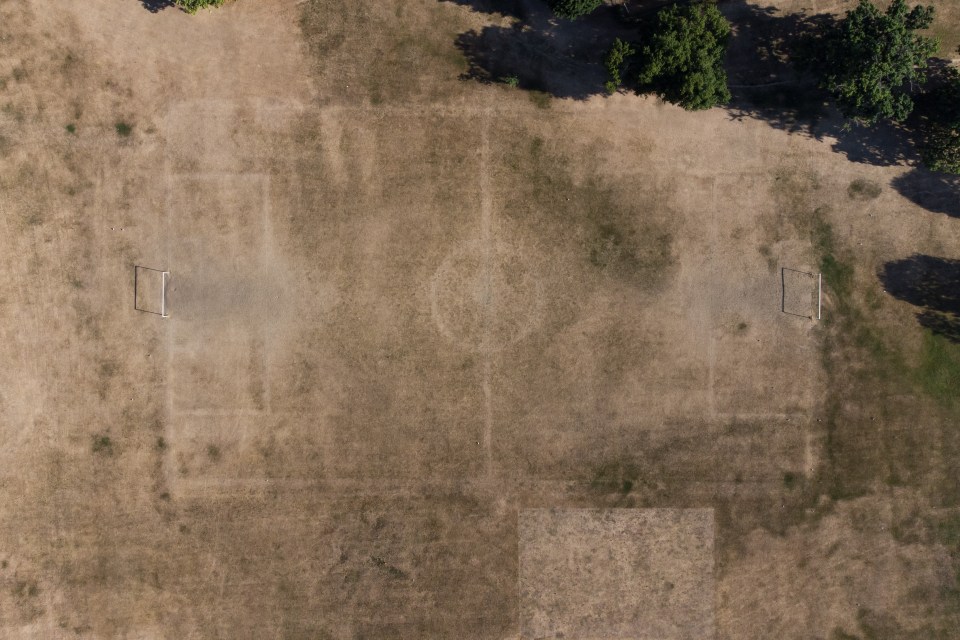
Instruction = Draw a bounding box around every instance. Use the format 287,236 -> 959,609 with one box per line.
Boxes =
636,2 -> 731,111
812,0 -> 938,125
604,38 -> 636,94
175,0 -> 226,14
919,69 -> 960,174
549,0 -> 602,20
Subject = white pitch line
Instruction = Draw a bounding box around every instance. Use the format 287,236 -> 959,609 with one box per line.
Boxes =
163,165 -> 178,493
479,117 -> 494,479
260,175 -> 274,414
706,179 -> 718,426
707,335 -> 717,424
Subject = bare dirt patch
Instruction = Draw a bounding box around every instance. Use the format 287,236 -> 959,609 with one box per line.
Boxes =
520,508 -> 715,640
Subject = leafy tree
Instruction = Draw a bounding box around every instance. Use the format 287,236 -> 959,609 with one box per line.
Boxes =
810,0 -> 938,125
918,68 -> 960,174
175,0 -> 226,14
635,2 -> 731,110
604,38 -> 636,94
549,0 -> 602,20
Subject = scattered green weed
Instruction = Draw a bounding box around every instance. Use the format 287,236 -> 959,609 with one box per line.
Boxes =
503,132 -> 674,291
11,580 -> 39,598
2,102 -> 25,123
830,627 -> 861,640
590,458 -> 640,495
782,471 -> 800,489
914,332 -> 960,410
91,434 -> 113,455
370,556 -> 408,579
528,90 -> 552,109
847,178 -> 882,200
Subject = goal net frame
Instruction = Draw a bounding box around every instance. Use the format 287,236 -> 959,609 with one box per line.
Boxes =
134,266 -> 170,318
781,267 -> 822,320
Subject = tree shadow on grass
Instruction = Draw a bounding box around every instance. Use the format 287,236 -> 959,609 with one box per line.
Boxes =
139,0 -> 175,11
444,0 -> 934,166
917,311 -> 960,343
454,23 -> 608,98
890,168 -> 960,218
721,0 -> 924,167
880,255 -> 960,343
444,0 -> 645,99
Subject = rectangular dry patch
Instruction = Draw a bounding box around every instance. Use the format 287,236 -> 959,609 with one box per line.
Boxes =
519,508 -> 714,640
166,413 -> 325,495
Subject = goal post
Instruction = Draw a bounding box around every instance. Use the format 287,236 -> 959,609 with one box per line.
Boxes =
817,272 -> 822,321
161,270 -> 169,318
134,265 -> 170,318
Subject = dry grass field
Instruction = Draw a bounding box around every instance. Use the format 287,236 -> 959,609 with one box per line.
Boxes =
0,0 -> 959,638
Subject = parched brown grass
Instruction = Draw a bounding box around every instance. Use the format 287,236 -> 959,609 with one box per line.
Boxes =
0,0 -> 958,638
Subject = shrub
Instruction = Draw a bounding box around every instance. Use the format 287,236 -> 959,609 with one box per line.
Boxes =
603,38 -> 636,94
549,0 -> 602,20
918,69 -> 960,174
636,2 -> 731,110
175,0 -> 227,14
807,0 -> 938,125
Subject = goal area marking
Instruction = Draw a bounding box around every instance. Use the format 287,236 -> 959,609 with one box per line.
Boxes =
134,265 -> 170,318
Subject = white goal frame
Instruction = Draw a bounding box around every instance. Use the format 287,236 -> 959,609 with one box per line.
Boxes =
134,266 -> 170,318
817,273 -> 822,320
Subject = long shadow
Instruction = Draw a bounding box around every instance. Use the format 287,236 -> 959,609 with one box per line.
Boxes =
721,1 -> 831,129
891,168 -> 960,218
444,0 -> 643,99
455,24 -> 606,98
880,255 -> 960,343
918,311 -> 960,343
444,0 -> 939,167
439,0 -> 528,20
721,0 -> 923,167
139,0 -> 175,11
